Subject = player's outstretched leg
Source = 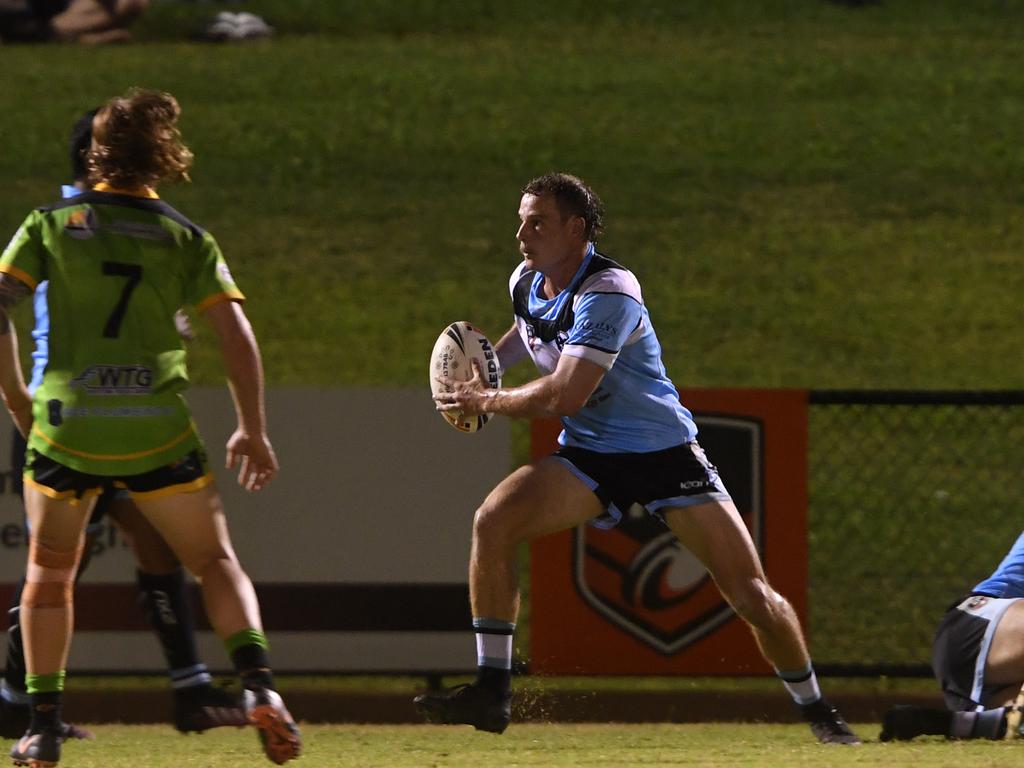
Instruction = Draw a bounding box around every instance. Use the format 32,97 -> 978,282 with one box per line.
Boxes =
664,500 -> 860,744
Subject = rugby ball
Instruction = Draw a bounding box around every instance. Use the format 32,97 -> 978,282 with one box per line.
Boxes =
429,321 -> 501,433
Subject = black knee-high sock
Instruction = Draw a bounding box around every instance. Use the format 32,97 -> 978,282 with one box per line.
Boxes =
3,579 -> 27,701
136,569 -> 210,689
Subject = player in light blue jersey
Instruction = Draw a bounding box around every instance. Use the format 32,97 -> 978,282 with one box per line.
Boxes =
505,242 -> 696,456
416,173 -> 859,744
881,531 -> 1024,741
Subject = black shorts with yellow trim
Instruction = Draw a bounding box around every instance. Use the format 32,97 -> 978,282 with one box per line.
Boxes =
24,447 -> 213,505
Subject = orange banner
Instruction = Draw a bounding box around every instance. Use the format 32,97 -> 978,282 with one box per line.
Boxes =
529,389 -> 808,675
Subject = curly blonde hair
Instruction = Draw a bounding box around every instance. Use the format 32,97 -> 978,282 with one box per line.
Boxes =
87,88 -> 193,189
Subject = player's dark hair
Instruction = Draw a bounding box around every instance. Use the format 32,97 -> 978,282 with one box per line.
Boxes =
87,88 -> 193,189
69,108 -> 99,183
522,172 -> 604,242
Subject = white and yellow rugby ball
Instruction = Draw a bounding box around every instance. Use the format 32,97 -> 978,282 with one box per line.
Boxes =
429,321 -> 501,433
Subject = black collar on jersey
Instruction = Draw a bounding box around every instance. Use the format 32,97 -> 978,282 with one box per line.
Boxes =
39,190 -> 206,237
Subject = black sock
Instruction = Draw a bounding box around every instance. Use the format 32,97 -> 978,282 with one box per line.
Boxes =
4,580 -> 27,698
29,692 -> 61,732
231,644 -> 273,690
136,568 -> 209,688
475,666 -> 511,697
950,708 -> 1007,739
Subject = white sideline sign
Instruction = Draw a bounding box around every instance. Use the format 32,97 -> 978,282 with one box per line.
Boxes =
0,387 -> 510,672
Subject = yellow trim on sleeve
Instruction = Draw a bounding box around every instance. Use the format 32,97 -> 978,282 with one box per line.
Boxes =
196,290 -> 245,314
22,475 -> 104,505
31,424 -> 196,461
128,472 -> 215,500
0,264 -> 39,292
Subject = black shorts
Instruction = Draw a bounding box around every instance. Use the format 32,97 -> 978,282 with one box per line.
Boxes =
553,441 -> 731,529
11,431 -> 131,530
932,594 -> 1020,711
23,446 -> 212,505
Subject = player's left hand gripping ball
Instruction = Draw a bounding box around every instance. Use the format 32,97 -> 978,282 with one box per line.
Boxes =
429,321 -> 501,433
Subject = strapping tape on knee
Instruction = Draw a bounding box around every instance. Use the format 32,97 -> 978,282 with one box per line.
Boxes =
22,580 -> 72,609
25,539 -> 82,585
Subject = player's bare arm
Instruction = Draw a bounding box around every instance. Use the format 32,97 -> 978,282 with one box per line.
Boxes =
202,298 -> 278,491
0,272 -> 32,334
0,273 -> 34,437
435,353 -> 605,420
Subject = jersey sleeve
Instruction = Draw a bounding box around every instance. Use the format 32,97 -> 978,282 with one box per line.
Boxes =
562,291 -> 643,370
185,231 -> 245,312
0,212 -> 45,291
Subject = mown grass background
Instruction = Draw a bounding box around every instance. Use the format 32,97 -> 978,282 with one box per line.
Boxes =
32,722 -> 1024,768
2,0 -> 1024,685
3,0 -> 1023,389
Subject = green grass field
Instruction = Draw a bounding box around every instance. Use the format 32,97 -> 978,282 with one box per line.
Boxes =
3,0 -> 1023,389
25,722 -> 1024,768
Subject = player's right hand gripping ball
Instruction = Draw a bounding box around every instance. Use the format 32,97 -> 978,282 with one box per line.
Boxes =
429,321 -> 501,433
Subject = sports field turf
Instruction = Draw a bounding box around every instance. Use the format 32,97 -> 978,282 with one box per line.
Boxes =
27,722 -> 1024,768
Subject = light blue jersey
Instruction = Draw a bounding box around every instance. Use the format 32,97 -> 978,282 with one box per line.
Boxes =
509,244 -> 697,453
27,185 -> 82,393
972,531 -> 1024,598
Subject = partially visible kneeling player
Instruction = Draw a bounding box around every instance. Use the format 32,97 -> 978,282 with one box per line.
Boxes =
881,531 -> 1024,741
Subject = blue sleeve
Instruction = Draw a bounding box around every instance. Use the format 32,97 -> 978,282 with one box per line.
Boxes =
566,292 -> 643,354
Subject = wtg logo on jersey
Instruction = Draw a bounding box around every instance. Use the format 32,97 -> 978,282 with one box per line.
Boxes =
71,364 -> 153,395
572,416 -> 764,656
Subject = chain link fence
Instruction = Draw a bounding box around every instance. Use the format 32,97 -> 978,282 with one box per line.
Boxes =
807,391 -> 1024,675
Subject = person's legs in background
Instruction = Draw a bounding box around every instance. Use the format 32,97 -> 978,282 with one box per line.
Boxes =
47,0 -> 148,43
109,497 -> 248,733
135,485 -> 301,764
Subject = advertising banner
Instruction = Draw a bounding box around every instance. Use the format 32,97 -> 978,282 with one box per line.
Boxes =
0,388 -> 509,673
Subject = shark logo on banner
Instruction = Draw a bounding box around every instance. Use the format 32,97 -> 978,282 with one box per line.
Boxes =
571,416 -> 763,655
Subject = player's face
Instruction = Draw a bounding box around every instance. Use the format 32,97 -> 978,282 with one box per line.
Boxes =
516,193 -> 585,277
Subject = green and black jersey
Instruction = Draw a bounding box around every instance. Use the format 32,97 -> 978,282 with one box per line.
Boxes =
0,188 -> 244,476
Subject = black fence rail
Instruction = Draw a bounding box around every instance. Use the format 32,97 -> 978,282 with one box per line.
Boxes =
807,390 -> 1024,676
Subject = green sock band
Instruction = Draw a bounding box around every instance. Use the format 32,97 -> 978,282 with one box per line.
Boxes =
26,671 -> 66,694
225,628 -> 269,655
